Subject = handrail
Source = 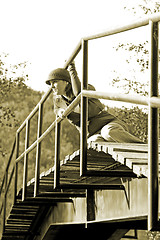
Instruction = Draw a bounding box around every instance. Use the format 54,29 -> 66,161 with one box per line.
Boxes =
0,138 -> 16,197
64,41 -> 82,69
15,94 -> 81,164
1,12 -> 160,236
0,166 -> 15,215
84,12 -> 160,41
82,90 -> 148,106
82,90 -> 160,108
0,138 -> 16,235
17,88 -> 53,133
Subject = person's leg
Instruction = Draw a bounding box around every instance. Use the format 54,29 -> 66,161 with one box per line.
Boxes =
101,121 -> 143,143
87,133 -> 105,143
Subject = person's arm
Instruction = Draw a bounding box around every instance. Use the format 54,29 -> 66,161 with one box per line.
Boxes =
68,62 -> 81,96
68,62 -> 96,96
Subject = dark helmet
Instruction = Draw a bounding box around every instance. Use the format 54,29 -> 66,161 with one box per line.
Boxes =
46,68 -> 71,85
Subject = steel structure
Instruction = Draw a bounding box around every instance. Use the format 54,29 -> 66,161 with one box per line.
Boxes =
0,12 -> 160,236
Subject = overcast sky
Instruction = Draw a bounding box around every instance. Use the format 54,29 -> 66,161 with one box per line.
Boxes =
0,0 -> 149,92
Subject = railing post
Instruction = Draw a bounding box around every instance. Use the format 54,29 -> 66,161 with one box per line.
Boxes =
80,39 -> 88,176
54,119 -> 61,189
2,170 -> 8,233
148,20 -> 159,231
22,120 -> 30,201
34,103 -> 43,197
14,132 -> 19,204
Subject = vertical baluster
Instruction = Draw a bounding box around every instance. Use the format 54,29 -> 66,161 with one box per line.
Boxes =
2,170 -> 8,233
80,39 -> 88,176
54,119 -> 61,189
14,132 -> 19,204
22,120 -> 30,201
148,20 -> 159,231
34,103 -> 43,197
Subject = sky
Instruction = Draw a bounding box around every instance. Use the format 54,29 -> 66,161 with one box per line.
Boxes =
0,0 -> 150,94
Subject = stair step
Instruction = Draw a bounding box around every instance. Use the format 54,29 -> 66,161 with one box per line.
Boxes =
37,191 -> 86,198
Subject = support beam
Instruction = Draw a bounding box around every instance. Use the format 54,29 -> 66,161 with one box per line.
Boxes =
80,39 -> 88,176
84,170 -> 136,178
86,189 -> 95,222
107,229 -> 129,240
58,184 -> 125,190
148,20 -> 159,231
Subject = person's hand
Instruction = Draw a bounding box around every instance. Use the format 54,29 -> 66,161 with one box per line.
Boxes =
58,109 -> 65,119
68,60 -> 75,71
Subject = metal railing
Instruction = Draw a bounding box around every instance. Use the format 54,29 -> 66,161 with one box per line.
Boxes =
0,12 -> 160,236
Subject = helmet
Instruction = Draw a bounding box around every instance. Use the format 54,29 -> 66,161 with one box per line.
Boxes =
46,68 -> 71,85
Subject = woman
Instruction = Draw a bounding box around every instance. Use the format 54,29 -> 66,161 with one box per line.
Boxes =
46,62 -> 143,143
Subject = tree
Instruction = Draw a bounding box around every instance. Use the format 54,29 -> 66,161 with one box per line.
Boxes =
111,0 -> 160,97
0,52 -> 80,189
107,0 -> 160,144
111,41 -> 150,96
110,1 -> 160,238
0,53 -> 30,102
123,0 -> 160,16
0,53 -> 42,189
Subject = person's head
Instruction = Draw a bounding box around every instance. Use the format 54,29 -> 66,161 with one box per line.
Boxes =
46,68 -> 73,97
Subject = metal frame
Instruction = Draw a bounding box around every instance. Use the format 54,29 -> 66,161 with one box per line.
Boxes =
54,119 -> 61,189
148,20 -> 159,231
1,12 -> 160,235
34,103 -> 43,197
80,39 -> 88,176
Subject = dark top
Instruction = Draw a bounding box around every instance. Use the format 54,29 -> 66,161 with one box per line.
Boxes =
53,83 -> 116,137
53,62 -> 126,136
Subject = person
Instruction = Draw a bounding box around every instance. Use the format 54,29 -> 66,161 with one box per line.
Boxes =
46,62 -> 143,143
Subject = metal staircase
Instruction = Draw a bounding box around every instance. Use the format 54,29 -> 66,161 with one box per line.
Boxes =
0,143 -> 150,239
1,12 -> 160,239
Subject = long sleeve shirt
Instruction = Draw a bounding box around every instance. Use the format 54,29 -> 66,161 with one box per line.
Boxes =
53,63 -> 117,137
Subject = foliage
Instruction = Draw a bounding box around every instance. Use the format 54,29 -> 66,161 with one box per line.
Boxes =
113,2 -> 160,238
1,1 -> 159,238
123,0 -> 160,16
147,231 -> 160,240
111,41 -> 150,96
114,42 -> 149,72
0,53 -> 80,191
107,106 -> 148,143
0,53 -> 30,103
0,54 -> 81,233
112,0 -> 160,98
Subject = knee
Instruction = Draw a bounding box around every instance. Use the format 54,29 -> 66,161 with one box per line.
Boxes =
101,125 -> 115,141
87,134 -> 104,143
101,123 -> 124,141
